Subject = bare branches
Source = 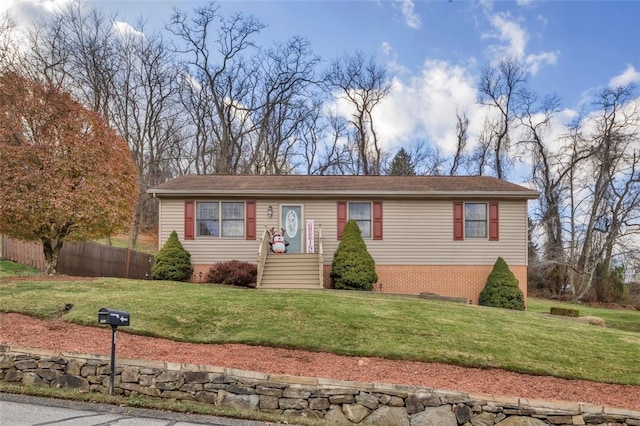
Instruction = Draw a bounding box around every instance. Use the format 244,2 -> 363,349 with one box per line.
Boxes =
324,51 -> 392,175
477,55 -> 528,179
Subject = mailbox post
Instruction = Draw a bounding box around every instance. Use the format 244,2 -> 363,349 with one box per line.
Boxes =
98,308 -> 130,395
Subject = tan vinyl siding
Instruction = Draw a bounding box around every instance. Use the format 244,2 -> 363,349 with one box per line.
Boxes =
159,198 -> 529,267
318,199 -> 528,267
159,199 -> 264,264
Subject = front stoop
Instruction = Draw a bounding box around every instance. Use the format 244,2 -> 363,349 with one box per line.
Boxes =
259,253 -> 323,289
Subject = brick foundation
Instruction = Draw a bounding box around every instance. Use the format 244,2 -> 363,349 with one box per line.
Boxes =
323,264 -> 527,304
195,263 -> 528,305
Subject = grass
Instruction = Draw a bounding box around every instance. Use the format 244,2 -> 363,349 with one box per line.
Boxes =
0,260 -> 41,277
94,233 -> 158,255
528,297 -> 640,333
1,275 -> 639,386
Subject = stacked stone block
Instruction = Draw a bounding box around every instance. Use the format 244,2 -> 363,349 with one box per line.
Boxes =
1,345 -> 638,425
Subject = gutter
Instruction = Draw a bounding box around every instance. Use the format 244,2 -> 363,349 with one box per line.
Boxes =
147,189 -> 540,200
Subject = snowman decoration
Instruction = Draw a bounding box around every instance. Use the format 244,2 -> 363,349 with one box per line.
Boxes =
269,227 -> 289,254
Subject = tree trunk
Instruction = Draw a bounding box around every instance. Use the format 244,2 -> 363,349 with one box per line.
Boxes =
41,238 -> 64,275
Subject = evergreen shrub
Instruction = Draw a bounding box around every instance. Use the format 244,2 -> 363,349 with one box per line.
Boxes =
478,256 -> 525,310
207,260 -> 257,287
151,230 -> 193,281
330,220 -> 378,291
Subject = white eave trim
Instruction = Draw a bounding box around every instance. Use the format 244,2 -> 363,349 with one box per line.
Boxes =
147,188 -> 540,200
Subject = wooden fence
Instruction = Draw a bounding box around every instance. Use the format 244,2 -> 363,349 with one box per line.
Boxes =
1,236 -> 154,280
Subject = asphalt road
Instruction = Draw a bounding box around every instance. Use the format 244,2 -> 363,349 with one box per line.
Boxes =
0,393 -> 278,426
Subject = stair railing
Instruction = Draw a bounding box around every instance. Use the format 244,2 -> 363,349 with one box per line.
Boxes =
256,227 -> 270,288
317,224 -> 324,288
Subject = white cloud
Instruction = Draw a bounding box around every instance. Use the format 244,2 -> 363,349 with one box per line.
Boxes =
609,65 -> 640,87
482,11 -> 557,76
112,21 -> 145,41
484,12 -> 528,59
525,51 -> 558,76
380,41 -> 392,57
396,0 -> 421,30
379,41 -> 410,75
2,0 -> 70,24
372,59 -> 479,156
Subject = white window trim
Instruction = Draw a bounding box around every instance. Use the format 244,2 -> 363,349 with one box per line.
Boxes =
348,201 -> 372,239
195,201 -> 245,238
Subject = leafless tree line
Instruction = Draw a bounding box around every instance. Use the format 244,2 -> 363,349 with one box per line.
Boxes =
1,2 -> 397,242
1,2 -> 638,301
484,59 -> 639,302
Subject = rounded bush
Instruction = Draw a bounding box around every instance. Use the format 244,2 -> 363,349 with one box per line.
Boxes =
207,260 -> 257,287
478,257 -> 525,310
330,220 -> 378,291
151,230 -> 193,282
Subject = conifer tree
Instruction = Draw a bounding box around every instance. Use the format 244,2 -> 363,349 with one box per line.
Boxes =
331,221 -> 378,291
478,257 -> 525,310
151,231 -> 193,281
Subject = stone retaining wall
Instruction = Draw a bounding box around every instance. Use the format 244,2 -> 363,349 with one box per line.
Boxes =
1,345 -> 639,426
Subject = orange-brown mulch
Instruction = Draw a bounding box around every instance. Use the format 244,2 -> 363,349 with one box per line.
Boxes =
0,312 -> 638,411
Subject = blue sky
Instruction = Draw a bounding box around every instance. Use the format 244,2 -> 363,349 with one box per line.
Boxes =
3,0 -> 640,176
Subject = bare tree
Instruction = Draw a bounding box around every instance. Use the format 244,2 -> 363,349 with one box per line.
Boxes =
251,36 -> 321,174
24,1 -> 120,122
517,89 -> 569,294
468,116 -> 495,176
109,23 -> 186,245
309,113 -> 353,175
297,101 -> 328,175
168,2 -> 264,174
0,13 -> 19,73
477,55 -> 527,179
450,109 -> 469,175
324,51 -> 392,175
568,84 -> 639,301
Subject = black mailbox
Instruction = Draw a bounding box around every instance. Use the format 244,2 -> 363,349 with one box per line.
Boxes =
98,308 -> 130,327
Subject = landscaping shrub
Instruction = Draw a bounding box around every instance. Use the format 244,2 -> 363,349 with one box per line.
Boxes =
151,230 -> 193,281
549,307 -> 580,317
207,260 -> 257,287
330,220 -> 378,291
478,257 -> 525,310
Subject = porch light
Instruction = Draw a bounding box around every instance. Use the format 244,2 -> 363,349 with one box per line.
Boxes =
267,205 -> 273,218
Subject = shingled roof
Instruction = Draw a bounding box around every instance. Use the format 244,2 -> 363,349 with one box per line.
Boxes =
148,174 -> 539,199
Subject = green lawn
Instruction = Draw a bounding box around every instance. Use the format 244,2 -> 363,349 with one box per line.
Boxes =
94,234 -> 157,255
0,260 -> 41,277
1,274 -> 639,387
528,297 -> 640,333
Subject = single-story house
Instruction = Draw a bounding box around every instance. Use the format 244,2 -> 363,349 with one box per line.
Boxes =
148,174 -> 539,303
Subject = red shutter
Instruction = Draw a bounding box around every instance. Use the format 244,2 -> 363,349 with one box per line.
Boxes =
184,200 -> 195,240
453,201 -> 464,240
489,201 -> 499,241
337,201 -> 347,239
246,200 -> 256,240
373,201 -> 383,240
